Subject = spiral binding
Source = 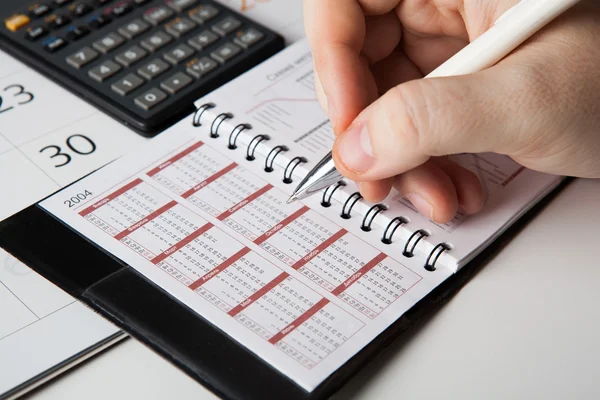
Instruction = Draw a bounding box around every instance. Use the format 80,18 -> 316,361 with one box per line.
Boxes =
321,181 -> 346,208
246,134 -> 270,161
210,113 -> 232,138
192,103 -> 215,127
283,157 -> 307,184
228,123 -> 251,149
340,192 -> 362,219
403,229 -> 428,258
424,243 -> 450,271
265,145 -> 288,173
361,204 -> 387,232
192,103 -> 451,271
381,216 -> 407,245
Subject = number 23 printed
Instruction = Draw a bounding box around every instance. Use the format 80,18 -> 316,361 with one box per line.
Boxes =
0,84 -> 34,114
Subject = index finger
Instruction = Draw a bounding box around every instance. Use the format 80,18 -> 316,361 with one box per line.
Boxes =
303,0 -> 395,133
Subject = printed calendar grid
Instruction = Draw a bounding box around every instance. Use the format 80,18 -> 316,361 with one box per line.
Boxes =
140,140 -> 424,318
75,173 -> 368,369
66,135 -> 431,370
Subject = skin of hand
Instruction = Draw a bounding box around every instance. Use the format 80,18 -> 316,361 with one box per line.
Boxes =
303,0 -> 600,223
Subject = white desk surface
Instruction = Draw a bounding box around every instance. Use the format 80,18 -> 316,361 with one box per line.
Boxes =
24,178 -> 600,400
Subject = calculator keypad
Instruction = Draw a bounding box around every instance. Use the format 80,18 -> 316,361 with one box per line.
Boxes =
92,32 -> 125,53
0,0 -> 284,136
118,19 -> 150,38
115,45 -> 147,66
112,73 -> 144,95
88,59 -> 121,81
137,58 -> 169,79
140,31 -> 172,51
66,46 -> 99,67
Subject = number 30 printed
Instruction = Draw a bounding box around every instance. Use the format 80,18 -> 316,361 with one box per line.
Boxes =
40,134 -> 97,168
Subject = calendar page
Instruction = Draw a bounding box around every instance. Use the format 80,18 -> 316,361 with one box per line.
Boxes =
0,1 -> 305,395
39,35 -> 563,389
0,46 -> 141,399
40,115 -> 452,391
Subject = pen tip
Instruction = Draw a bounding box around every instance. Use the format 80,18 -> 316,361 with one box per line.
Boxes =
286,196 -> 297,205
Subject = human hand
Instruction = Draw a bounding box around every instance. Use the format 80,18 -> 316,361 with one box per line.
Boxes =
303,0 -> 600,223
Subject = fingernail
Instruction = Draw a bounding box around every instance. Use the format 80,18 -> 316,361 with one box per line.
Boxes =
337,123 -> 374,173
406,193 -> 434,220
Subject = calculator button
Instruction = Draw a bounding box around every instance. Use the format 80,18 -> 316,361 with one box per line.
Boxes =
187,30 -> 218,50
188,5 -> 219,24
165,0 -> 197,12
5,15 -> 31,32
95,0 -> 114,4
160,72 -> 192,94
65,25 -> 89,40
210,42 -> 241,63
43,36 -> 68,53
66,46 -> 99,68
164,17 -> 196,38
88,60 -> 121,82
211,17 -> 242,36
133,0 -> 150,5
92,32 -> 124,53
111,73 -> 144,95
163,43 -> 194,64
25,26 -> 49,41
29,4 -> 52,19
137,59 -> 170,80
118,19 -> 149,38
115,45 -> 147,66
186,56 -> 217,78
88,14 -> 111,29
54,0 -> 73,6
70,3 -> 93,17
110,1 -> 132,18
140,31 -> 172,52
233,28 -> 264,49
48,15 -> 71,29
135,88 -> 167,110
143,6 -> 173,26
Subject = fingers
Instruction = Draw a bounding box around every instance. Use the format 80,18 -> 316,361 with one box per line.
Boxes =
331,69 -> 524,182
433,157 -> 484,215
392,160 -> 458,223
304,0 -> 396,132
370,49 -> 423,95
362,13 -> 402,65
357,178 -> 394,203
355,158 -> 484,223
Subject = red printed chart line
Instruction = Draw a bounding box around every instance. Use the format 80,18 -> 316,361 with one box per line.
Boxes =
290,229 -> 347,271
147,141 -> 204,177
331,253 -> 388,296
501,166 -> 526,187
228,272 -> 290,317
79,178 -> 143,217
182,163 -> 238,199
254,206 -> 310,245
245,98 -> 318,114
151,222 -> 214,265
217,184 -> 273,221
114,200 -> 178,240
188,247 -> 251,290
268,298 -> 330,345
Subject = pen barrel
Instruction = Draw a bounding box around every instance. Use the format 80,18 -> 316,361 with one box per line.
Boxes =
427,0 -> 582,78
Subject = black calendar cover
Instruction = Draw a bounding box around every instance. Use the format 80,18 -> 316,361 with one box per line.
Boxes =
0,177 -> 568,400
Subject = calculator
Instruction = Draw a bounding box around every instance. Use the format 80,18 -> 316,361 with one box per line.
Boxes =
0,0 -> 284,136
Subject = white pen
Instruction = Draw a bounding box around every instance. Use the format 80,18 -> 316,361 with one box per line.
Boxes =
288,0 -> 581,204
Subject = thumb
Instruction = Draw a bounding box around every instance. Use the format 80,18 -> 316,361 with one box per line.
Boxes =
331,69 -> 525,182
